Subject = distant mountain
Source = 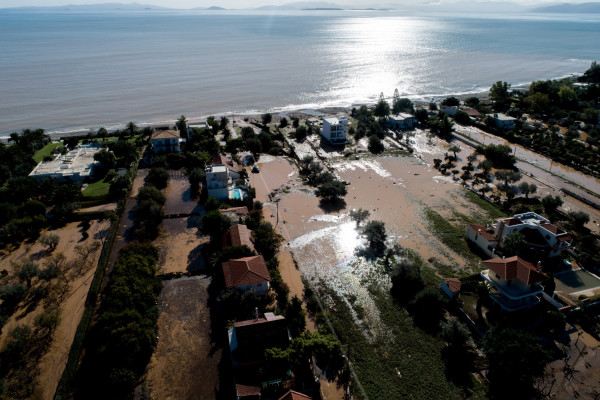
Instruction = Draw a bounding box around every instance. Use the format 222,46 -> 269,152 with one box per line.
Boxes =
530,2 -> 600,13
0,2 -> 171,11
256,1 -> 342,10
207,6 -> 226,10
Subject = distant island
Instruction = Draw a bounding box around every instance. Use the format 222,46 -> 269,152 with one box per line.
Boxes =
530,2 -> 600,13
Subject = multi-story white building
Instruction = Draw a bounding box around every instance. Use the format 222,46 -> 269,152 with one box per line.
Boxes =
387,113 -> 415,129
466,212 -> 572,259
320,116 -> 347,144
480,256 -> 546,311
205,164 -> 245,201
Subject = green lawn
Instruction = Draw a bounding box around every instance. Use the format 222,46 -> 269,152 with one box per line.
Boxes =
83,179 -> 111,198
33,142 -> 62,163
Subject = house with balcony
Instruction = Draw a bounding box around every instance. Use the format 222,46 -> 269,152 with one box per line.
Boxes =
151,130 -> 181,153
222,255 -> 271,296
205,163 -> 246,201
494,212 -> 572,258
387,113 -> 415,129
480,256 -> 546,311
320,116 -> 347,144
486,113 -> 517,130
467,212 -> 572,259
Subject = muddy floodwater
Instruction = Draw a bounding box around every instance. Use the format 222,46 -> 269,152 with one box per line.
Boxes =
251,145 -> 488,338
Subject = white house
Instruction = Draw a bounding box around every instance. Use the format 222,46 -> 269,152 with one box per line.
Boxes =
465,223 -> 498,257
486,113 -> 517,130
151,130 -> 181,153
320,116 -> 347,144
387,113 -> 415,129
205,164 -> 245,201
221,255 -> 271,296
480,256 -> 546,311
494,212 -> 572,258
468,212 -> 572,259
29,146 -> 101,182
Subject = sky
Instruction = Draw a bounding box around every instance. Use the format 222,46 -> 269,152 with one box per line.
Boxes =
0,0 -> 593,8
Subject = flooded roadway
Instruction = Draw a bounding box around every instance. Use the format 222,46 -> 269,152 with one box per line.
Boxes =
454,125 -> 600,199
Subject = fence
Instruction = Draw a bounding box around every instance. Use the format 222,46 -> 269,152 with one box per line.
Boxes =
53,159 -> 140,399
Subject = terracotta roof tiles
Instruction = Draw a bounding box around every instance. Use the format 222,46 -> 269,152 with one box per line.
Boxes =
278,390 -> 313,400
222,255 -> 271,289
443,278 -> 462,294
151,130 -> 180,140
483,256 -> 546,285
469,224 -> 497,242
222,224 -> 255,251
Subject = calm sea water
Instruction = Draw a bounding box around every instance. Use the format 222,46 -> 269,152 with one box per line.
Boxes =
0,10 -> 599,136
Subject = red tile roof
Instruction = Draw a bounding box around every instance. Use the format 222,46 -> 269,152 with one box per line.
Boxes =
236,384 -> 261,397
151,129 -> 180,140
234,312 -> 285,328
540,223 -> 565,235
483,256 -> 546,285
501,217 -> 523,226
212,154 -> 242,171
558,235 -> 572,242
469,224 -> 497,242
465,109 -> 481,116
222,255 -> 271,289
222,224 -> 255,251
443,278 -> 462,294
278,390 -> 313,400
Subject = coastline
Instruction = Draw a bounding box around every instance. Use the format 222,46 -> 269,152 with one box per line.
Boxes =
0,89 -> 493,142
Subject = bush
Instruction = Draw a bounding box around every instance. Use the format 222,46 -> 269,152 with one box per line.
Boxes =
453,110 -> 471,125
0,284 -> 27,306
146,167 -> 169,190
368,136 -> 384,154
137,186 -> 166,206
409,288 -> 447,332
390,261 -> 425,304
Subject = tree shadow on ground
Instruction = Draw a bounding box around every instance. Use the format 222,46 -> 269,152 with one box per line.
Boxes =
187,244 -> 207,273
318,198 -> 346,213
205,278 -> 235,400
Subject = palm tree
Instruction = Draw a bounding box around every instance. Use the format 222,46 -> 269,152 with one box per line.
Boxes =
126,121 -> 137,137
175,115 -> 187,138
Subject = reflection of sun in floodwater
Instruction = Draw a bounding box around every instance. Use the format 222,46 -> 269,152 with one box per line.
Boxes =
287,218 -> 387,341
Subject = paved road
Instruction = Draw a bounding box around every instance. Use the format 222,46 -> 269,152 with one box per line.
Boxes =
453,125 -> 600,207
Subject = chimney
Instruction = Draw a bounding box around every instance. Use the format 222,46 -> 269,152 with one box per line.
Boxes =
255,307 -> 259,320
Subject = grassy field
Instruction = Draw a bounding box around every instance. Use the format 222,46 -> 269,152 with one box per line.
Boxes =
33,142 -> 62,163
463,191 -> 507,220
82,179 -> 111,198
321,283 -> 485,400
424,208 -> 481,270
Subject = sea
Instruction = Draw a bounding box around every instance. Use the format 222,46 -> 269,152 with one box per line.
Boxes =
1,9 -> 599,137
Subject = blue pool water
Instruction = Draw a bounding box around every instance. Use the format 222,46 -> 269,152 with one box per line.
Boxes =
233,188 -> 243,200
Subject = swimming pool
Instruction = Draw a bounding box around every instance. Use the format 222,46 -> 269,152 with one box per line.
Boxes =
233,188 -> 244,200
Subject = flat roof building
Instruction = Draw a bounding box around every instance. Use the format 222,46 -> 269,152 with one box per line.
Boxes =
28,147 -> 101,182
